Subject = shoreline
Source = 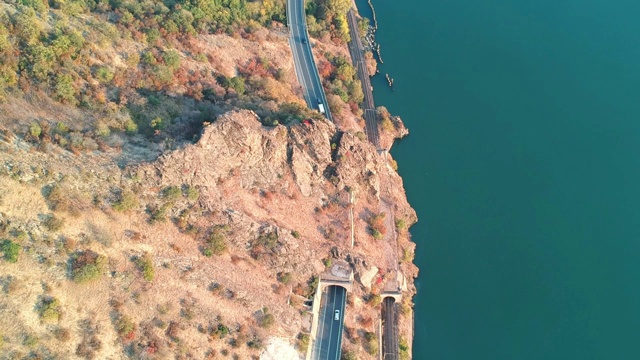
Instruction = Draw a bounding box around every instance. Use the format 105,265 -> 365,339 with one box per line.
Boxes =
350,1 -> 417,358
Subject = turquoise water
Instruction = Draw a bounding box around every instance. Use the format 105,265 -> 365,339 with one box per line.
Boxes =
357,0 -> 640,358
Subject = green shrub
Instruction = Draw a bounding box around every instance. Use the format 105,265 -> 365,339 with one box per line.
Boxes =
364,331 -> 378,355
59,0 -> 88,16
212,323 -> 229,339
44,214 -> 65,232
38,296 -> 61,323
368,294 -> 382,307
277,272 -> 292,285
150,202 -> 172,223
256,231 -> 278,249
54,121 -> 70,134
296,333 -> 310,352
184,185 -> 199,201
96,67 -> 114,83
94,121 -> 110,137
150,116 -> 164,130
401,247 -> 414,263
124,119 -> 138,134
146,28 -> 161,44
1,239 -> 20,263
142,51 -> 157,65
22,333 -> 39,348
306,276 -> 319,297
55,74 -> 77,104
73,263 -> 100,283
71,250 -> 106,283
163,50 -> 181,70
229,76 -> 245,95
53,327 -> 71,342
291,230 -> 300,239
399,337 -> 410,360
113,190 -> 138,212
259,309 -> 274,328
400,297 -> 413,316
15,7 -> 43,45
12,230 -> 28,242
249,230 -> 280,259
115,315 -> 135,337
368,212 -> 387,239
29,122 -> 42,139
205,225 -> 228,255
162,186 -> 182,202
342,351 -> 357,360
247,336 -> 263,349
134,254 -> 154,282
152,65 -> 174,85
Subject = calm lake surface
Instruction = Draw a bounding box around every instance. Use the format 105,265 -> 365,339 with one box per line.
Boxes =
356,0 -> 640,358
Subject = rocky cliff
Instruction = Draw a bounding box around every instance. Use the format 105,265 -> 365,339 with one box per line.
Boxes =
0,109 -> 416,359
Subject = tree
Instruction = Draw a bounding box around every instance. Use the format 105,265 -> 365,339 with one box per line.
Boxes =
163,50 -> 181,70
96,67 -> 114,83
28,44 -> 55,81
55,74 -> 76,104
14,7 -> 43,46
229,76 -> 245,95
327,0 -> 352,16
151,65 -> 174,86
336,62 -> 356,81
348,79 -> 364,104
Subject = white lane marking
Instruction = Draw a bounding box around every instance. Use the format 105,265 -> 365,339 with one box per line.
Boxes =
303,36 -> 328,113
332,288 -> 345,360
336,289 -> 347,360
300,41 -> 318,101
315,286 -> 330,359
290,34 -> 310,103
326,286 -> 336,358
289,0 -> 311,103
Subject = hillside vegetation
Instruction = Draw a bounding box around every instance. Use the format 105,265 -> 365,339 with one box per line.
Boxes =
0,0 -> 364,150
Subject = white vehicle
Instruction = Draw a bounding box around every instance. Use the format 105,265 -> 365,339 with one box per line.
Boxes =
334,310 -> 340,321
317,99 -> 325,114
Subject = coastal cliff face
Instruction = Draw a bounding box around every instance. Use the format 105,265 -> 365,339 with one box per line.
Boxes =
0,109 -> 416,359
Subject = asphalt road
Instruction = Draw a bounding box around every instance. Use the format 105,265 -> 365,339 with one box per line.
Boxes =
382,297 -> 400,360
287,0 -> 332,120
346,9 -> 381,148
311,285 -> 347,360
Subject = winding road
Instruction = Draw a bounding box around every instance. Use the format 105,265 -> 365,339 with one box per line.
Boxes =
287,0 -> 332,120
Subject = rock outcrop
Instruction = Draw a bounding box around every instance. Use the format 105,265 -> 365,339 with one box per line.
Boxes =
137,110 -> 336,202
